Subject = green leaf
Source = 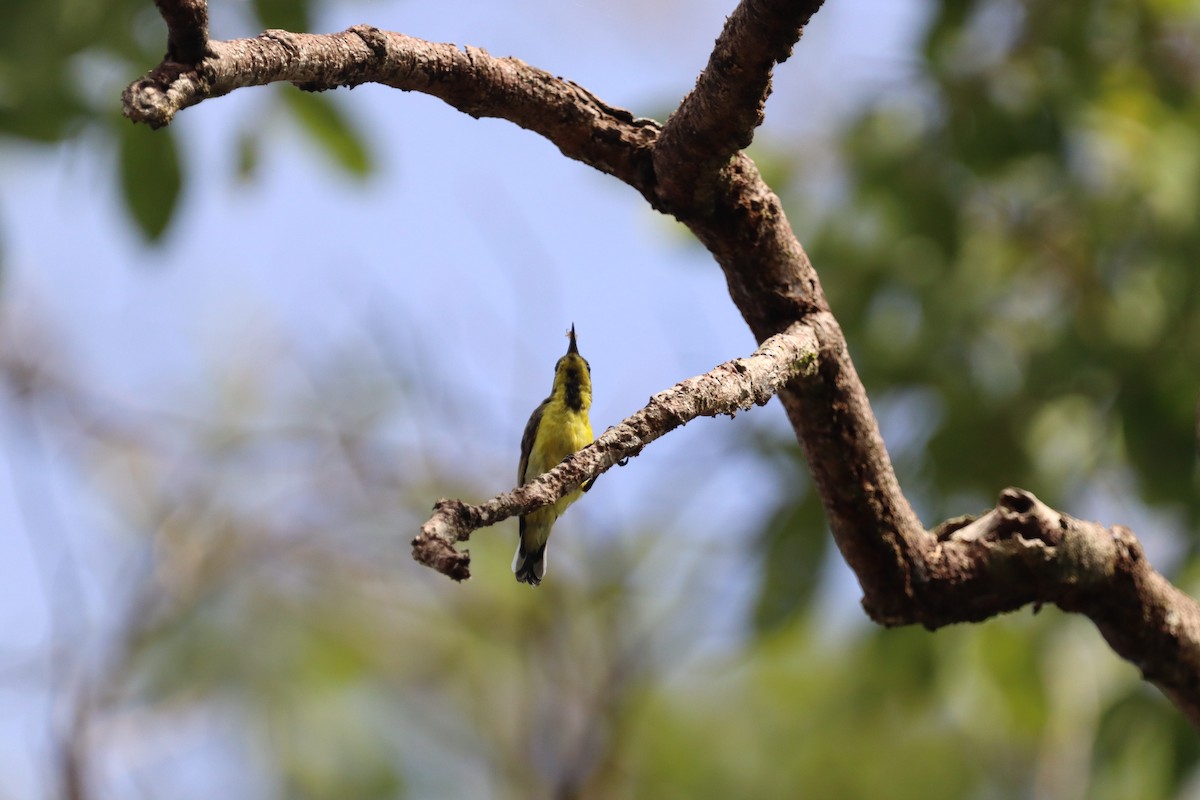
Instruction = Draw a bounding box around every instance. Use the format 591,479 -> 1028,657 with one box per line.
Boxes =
118,121 -> 182,242
283,90 -> 373,179
250,0 -> 310,33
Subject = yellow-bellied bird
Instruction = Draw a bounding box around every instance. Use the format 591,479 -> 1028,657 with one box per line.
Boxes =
513,325 -> 594,585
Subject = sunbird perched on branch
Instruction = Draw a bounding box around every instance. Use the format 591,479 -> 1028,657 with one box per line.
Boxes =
513,325 -> 594,585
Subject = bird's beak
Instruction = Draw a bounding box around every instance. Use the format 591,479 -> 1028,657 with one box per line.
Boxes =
567,324 -> 579,355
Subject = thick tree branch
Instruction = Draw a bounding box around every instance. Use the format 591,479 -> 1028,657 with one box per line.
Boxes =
654,0 -> 826,211
154,0 -> 209,63
913,488 -> 1200,728
673,159 -> 928,621
123,26 -> 660,202
412,324 -> 820,579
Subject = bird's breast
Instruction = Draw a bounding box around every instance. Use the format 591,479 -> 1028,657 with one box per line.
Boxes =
527,406 -> 593,477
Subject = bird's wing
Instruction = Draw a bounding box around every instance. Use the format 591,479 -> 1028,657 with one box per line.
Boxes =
518,397 -> 549,486
518,398 -> 549,540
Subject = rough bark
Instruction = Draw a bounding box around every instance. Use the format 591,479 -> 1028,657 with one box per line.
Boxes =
654,0 -> 825,211
154,0 -> 209,63
123,25 -> 660,204
922,489 -> 1200,726
125,0 -> 1200,729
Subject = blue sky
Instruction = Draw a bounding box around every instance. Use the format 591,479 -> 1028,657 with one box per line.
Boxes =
0,1 -> 927,795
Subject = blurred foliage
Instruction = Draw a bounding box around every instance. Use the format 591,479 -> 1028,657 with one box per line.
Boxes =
759,0 -> 1200,624
284,90 -> 375,178
750,0 -> 1200,796
3,0 -> 1200,798
117,117 -> 183,240
0,0 -> 371,242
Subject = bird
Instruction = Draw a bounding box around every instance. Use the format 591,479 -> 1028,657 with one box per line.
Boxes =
512,324 -> 594,585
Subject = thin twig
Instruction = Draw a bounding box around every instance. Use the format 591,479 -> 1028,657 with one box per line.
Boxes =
411,324 -> 819,580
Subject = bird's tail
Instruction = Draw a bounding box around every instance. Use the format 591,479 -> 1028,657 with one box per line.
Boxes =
512,541 -> 547,586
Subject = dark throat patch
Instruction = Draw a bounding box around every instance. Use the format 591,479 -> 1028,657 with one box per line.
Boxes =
564,368 -> 584,411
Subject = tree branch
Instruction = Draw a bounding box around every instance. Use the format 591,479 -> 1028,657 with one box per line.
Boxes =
912,488 -> 1200,729
673,161 -> 929,621
124,0 -> 1200,727
411,324 -> 820,580
123,25 -> 661,202
653,0 -> 825,211
154,0 -> 209,63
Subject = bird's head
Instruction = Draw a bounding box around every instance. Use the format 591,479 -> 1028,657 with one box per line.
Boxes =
553,324 -> 591,408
